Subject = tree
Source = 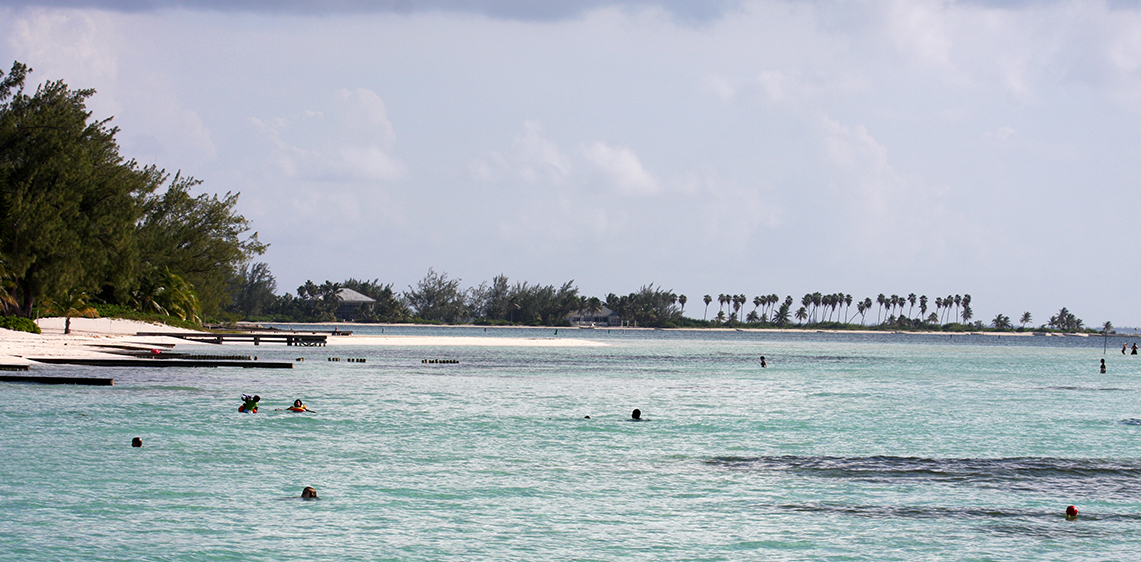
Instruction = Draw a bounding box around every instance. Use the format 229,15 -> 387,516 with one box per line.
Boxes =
0,61 -> 160,317
1019,312 -> 1032,329
229,262 -> 277,318
702,294 -> 712,320
795,306 -> 808,324
136,172 -> 266,317
405,268 -> 468,323
132,267 -> 202,324
991,313 -> 1012,330
43,287 -> 97,334
677,294 -> 687,315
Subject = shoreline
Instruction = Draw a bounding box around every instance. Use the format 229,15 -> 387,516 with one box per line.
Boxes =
257,320 -> 1113,338
2,316 -> 1129,365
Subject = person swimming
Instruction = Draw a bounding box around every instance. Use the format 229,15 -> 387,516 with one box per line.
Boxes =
631,408 -> 646,421
239,394 -> 260,413
285,399 -> 311,412
131,437 -> 142,448
301,486 -> 319,500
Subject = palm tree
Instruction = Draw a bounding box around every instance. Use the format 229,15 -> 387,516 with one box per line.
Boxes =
1019,311 -> 1032,329
703,295 -> 712,320
907,293 -> 917,321
718,294 -> 728,315
795,306 -> 808,325
678,294 -> 687,315
992,314 -> 1012,330
44,288 -> 98,335
753,296 -> 762,318
876,294 -> 886,324
919,295 -> 928,320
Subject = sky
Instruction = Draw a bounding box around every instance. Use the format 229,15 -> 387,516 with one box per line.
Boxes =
2,0 -> 1140,327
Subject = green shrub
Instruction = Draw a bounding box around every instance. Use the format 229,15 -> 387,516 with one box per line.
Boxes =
0,316 -> 40,334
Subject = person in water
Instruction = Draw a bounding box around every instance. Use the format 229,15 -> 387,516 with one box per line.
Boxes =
760,356 -> 767,368
301,486 -> 319,500
631,408 -> 643,421
131,437 -> 142,448
239,394 -> 260,413
1133,343 -> 1139,355
283,399 -> 311,412
1100,358 -> 1107,374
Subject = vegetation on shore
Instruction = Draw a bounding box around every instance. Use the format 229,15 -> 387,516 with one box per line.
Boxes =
0,61 -> 264,327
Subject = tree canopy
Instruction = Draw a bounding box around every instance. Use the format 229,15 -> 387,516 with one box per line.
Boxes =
0,61 -> 160,316
0,61 -> 265,321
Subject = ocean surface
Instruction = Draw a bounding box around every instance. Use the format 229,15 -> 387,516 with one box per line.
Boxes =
2,326 -> 1140,561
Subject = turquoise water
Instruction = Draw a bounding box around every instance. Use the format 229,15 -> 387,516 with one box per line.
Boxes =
2,328 -> 1140,560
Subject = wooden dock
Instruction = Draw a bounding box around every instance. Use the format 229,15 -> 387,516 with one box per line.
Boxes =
0,375 -> 113,385
31,357 -> 293,369
137,332 -> 327,346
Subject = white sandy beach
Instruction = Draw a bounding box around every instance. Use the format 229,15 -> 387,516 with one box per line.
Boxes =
0,317 -> 207,364
0,317 -> 608,365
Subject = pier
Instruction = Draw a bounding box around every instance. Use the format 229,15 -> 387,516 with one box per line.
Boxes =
137,332 -> 327,346
31,357 -> 293,369
0,375 -> 114,385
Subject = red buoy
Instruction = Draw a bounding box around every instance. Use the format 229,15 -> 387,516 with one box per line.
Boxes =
1066,505 -> 1078,519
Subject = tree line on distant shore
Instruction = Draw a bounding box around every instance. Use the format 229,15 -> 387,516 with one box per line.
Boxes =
230,265 -> 1104,333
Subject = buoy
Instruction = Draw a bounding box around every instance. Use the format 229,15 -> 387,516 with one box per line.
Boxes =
150,349 -> 161,355
1066,505 -> 1078,520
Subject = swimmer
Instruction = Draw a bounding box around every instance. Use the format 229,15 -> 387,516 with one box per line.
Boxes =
239,394 -> 260,413
301,486 -> 319,500
131,437 -> 142,448
1101,358 -> 1107,374
1065,505 -> 1078,520
760,355 -> 767,368
631,408 -> 642,421
278,399 -> 312,412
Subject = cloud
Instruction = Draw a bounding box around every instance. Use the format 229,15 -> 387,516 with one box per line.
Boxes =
0,0 -> 740,21
252,88 -> 405,183
581,141 -> 660,195
471,121 -> 572,185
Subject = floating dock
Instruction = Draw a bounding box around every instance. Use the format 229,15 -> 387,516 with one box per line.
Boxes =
31,358 -> 293,369
0,375 -> 113,385
137,332 -> 327,346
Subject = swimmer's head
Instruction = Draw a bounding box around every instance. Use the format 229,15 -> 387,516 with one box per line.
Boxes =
131,437 -> 142,448
294,399 -> 303,407
252,395 -> 261,403
631,408 -> 641,420
301,486 -> 318,499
